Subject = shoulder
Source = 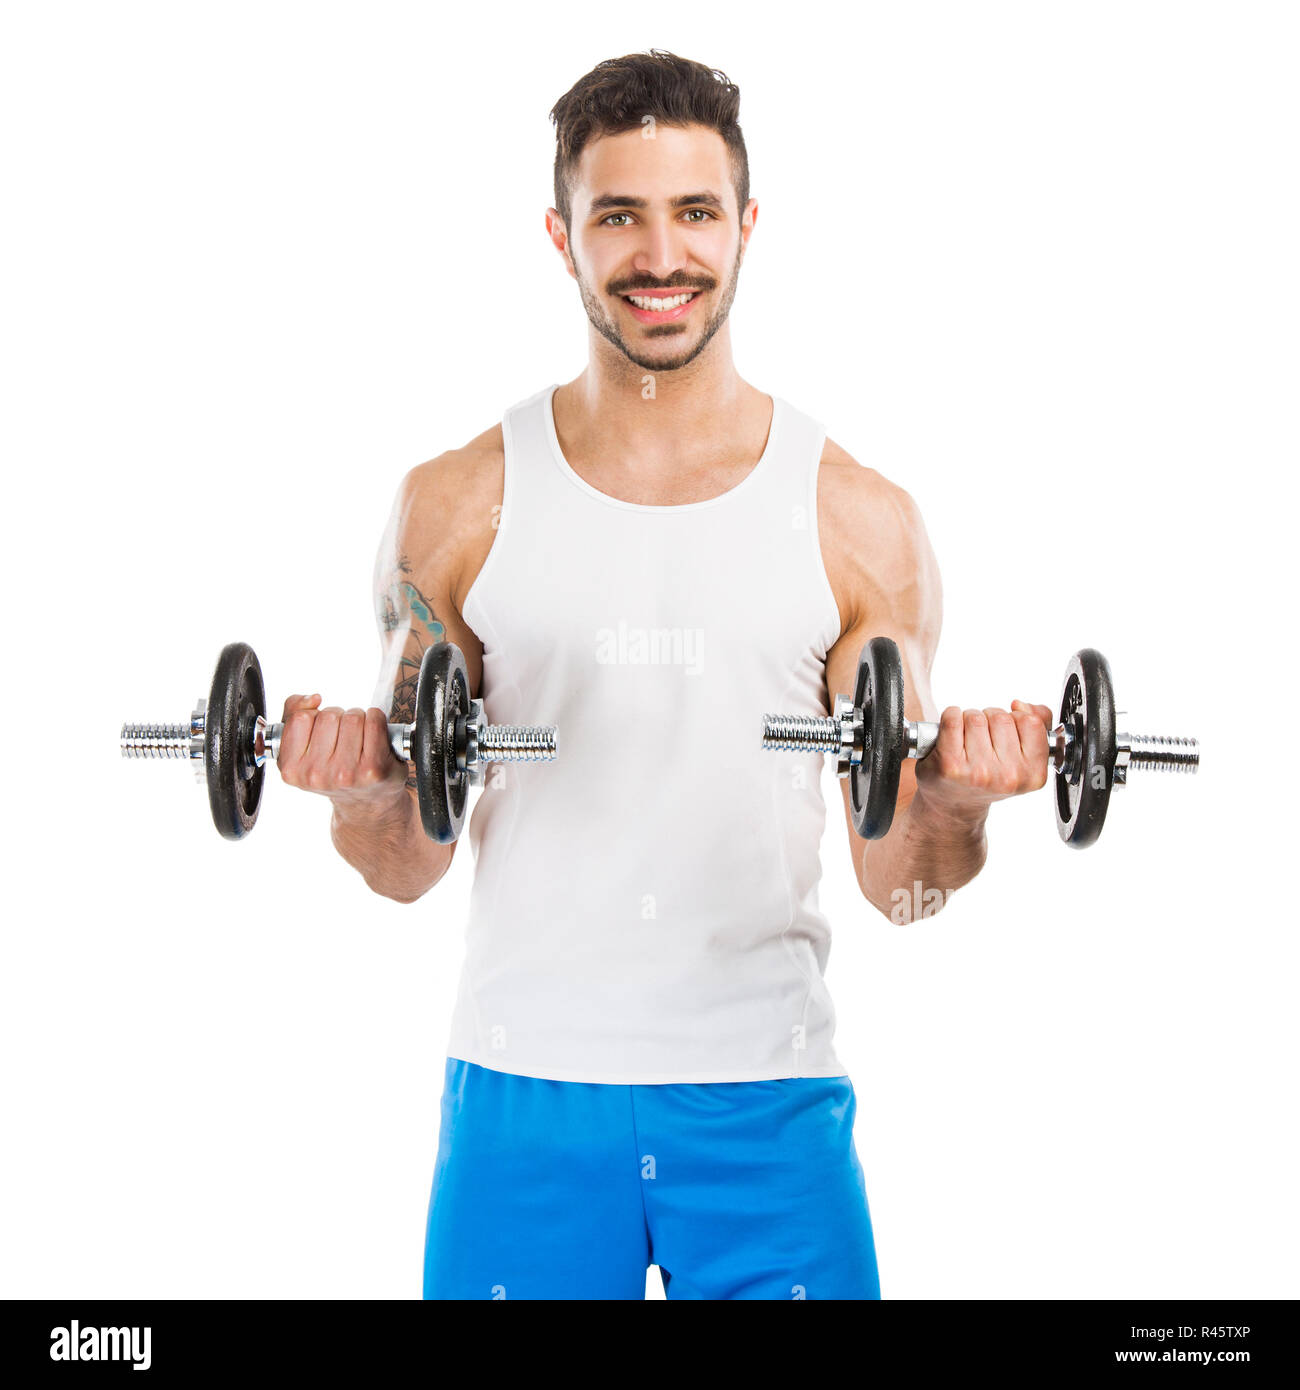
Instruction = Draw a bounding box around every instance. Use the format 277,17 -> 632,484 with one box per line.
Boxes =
398,422 -> 504,521
818,435 -> 924,534
816,435 -> 940,631
381,423 -> 505,612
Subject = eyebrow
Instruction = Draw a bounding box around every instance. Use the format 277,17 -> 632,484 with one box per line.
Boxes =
588,191 -> 728,214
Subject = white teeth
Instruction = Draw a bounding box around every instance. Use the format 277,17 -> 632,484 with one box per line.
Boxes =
626,292 -> 696,311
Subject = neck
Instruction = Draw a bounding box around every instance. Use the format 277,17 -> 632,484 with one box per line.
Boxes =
558,322 -> 758,463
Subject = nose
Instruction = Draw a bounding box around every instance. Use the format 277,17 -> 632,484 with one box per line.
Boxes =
632,215 -> 691,284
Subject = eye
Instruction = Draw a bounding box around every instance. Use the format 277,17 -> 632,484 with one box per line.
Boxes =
601,212 -> 633,226
682,209 -> 714,223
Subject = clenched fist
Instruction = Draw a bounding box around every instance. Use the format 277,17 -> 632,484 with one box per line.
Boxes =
914,699 -> 1054,820
276,694 -> 410,812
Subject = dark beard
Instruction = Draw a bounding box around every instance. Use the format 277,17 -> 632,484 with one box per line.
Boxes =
572,241 -> 743,372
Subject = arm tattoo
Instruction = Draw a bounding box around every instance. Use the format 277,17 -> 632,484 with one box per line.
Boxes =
400,581 -> 445,640
379,559 -> 448,790
394,653 -> 421,790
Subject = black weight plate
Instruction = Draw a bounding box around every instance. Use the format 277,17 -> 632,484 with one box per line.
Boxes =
1055,648 -> 1117,848
412,642 -> 471,843
850,636 -> 907,840
205,641 -> 267,841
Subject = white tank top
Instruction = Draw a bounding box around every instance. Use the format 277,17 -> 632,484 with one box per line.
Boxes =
450,383 -> 844,1084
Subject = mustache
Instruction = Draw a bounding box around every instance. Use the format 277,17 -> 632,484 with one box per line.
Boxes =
611,281 -> 714,295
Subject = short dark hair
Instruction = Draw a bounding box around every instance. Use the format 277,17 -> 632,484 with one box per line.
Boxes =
549,50 -> 749,231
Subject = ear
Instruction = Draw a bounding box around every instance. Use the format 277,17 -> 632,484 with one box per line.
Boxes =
740,197 -> 759,252
545,208 -> 577,280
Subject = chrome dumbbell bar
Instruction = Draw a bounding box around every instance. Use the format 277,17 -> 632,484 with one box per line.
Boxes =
762,707 -> 1200,782
121,704 -> 558,772
121,640 -> 557,843
762,641 -> 1198,847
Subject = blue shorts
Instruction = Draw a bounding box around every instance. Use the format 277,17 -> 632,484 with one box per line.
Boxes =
422,1057 -> 881,1300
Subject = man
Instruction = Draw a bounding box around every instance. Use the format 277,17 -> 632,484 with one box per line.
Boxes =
277,50 -> 1052,1300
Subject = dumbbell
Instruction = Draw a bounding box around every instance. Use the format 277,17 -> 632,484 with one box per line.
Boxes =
761,639 -> 1198,847
121,640 -> 558,843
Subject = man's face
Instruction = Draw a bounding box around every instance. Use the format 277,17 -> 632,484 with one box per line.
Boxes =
553,123 -> 754,373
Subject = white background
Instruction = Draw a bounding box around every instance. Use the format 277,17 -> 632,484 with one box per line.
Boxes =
2,1 -> 1295,1300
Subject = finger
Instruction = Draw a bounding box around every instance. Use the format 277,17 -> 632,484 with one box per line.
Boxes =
963,708 -> 993,766
304,706 -> 343,769
932,706 -> 966,771
1012,706 -> 1050,775
1012,699 -> 1054,727
278,705 -> 317,768
364,707 -> 401,782
917,706 -> 957,783
334,708 -> 366,785
983,707 -> 1022,766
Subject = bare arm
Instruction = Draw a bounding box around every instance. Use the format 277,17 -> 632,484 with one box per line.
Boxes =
819,451 -> 974,917
819,444 -> 1047,921
329,448 -> 493,902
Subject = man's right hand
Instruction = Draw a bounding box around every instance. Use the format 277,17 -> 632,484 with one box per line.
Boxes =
277,694 -> 411,814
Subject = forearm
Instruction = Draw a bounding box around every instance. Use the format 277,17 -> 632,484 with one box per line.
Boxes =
329,791 -> 452,903
858,787 -> 988,920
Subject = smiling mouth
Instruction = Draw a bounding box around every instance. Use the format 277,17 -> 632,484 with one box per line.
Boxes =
619,290 -> 702,323
622,290 -> 699,308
